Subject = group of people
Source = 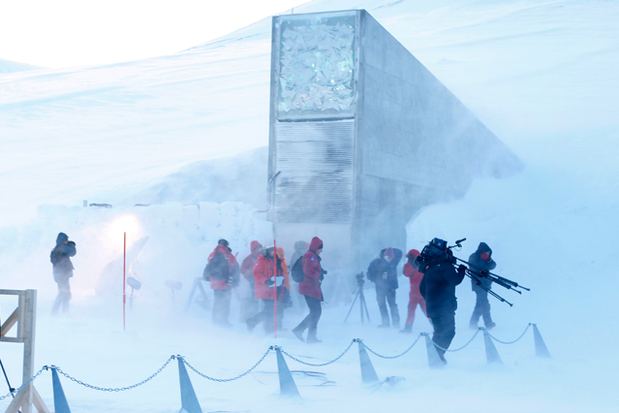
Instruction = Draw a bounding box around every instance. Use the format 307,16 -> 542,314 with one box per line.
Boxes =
203,237 -> 326,343
49,231 -> 499,356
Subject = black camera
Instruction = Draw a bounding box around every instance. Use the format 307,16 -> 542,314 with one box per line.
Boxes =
417,238 -> 455,265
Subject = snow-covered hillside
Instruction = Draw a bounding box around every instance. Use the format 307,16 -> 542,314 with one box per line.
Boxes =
1,0 -> 618,412
0,58 -> 43,74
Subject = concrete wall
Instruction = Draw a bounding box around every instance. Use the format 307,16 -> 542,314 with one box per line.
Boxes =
269,10 -> 522,276
352,11 -> 522,267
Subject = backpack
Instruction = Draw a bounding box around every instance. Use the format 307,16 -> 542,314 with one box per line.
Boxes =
291,256 -> 304,283
203,252 -> 230,281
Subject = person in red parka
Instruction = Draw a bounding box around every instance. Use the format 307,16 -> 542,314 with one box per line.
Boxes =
246,246 -> 284,334
240,240 -> 262,318
400,249 -> 428,333
292,236 -> 325,343
204,239 -> 240,327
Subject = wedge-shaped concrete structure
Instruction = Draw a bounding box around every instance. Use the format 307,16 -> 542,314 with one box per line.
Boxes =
267,10 -> 521,283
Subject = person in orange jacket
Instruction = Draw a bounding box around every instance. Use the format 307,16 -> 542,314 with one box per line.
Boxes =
400,249 -> 428,333
204,239 -> 240,327
246,246 -> 284,333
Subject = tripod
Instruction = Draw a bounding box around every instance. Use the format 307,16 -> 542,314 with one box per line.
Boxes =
344,272 -> 371,323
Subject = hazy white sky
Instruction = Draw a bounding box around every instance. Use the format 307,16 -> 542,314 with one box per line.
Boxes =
0,0 -> 308,69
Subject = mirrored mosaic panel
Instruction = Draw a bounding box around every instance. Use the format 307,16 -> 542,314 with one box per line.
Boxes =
277,12 -> 356,120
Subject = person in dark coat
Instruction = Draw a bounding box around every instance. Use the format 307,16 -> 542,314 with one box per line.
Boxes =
400,249 -> 428,333
468,242 -> 497,330
246,245 -> 285,333
204,239 -> 240,327
50,232 -> 76,315
292,236 -> 325,343
366,247 -> 402,328
418,238 -> 466,363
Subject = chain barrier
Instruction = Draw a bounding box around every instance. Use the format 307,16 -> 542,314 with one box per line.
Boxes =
279,340 -> 356,367
430,328 -> 482,352
1,323 -> 536,402
182,347 -> 272,382
361,335 -> 423,359
0,366 -> 47,401
49,355 -> 175,392
487,323 -> 532,344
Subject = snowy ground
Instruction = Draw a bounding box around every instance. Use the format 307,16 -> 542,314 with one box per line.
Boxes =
1,0 -> 619,412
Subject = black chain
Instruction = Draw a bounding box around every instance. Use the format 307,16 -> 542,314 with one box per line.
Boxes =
279,340 -> 355,366
0,367 -> 46,401
182,348 -> 272,382
49,356 -> 175,392
486,323 -> 532,344
361,335 -> 423,359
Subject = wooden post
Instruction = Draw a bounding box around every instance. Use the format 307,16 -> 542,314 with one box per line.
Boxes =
1,289 -> 51,413
22,290 -> 36,413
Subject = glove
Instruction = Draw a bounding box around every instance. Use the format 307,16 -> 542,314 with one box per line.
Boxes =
382,272 -> 388,280
321,269 -> 328,275
457,265 -> 467,275
480,270 -> 489,278
269,276 -> 284,287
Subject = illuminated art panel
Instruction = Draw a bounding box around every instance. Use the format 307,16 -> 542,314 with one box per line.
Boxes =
277,12 -> 356,120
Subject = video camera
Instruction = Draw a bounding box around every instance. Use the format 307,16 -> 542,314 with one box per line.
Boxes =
416,237 -> 459,266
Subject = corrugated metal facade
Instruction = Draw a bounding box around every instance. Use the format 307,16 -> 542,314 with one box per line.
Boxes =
273,120 -> 354,224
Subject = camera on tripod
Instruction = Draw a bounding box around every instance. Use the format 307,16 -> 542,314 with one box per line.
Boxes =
355,271 -> 365,287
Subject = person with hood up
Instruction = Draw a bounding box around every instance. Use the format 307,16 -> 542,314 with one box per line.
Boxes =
366,247 -> 402,328
418,238 -> 467,363
400,249 -> 428,333
292,237 -> 325,343
468,242 -> 497,330
240,240 -> 262,317
246,245 -> 285,333
204,239 -> 240,327
50,232 -> 77,315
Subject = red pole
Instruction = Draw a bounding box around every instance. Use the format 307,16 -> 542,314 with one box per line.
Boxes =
123,231 -> 126,331
273,239 -> 277,339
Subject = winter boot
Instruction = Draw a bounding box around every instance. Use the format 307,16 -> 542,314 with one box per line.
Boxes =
400,325 -> 413,334
292,326 -> 305,342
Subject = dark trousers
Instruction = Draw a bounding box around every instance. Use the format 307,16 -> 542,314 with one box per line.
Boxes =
212,289 -> 232,326
470,291 -> 493,327
376,287 -> 400,326
294,296 -> 322,339
247,299 -> 283,333
52,278 -> 71,315
431,311 -> 456,360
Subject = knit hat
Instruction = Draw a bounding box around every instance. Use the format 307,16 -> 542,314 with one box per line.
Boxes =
384,247 -> 395,260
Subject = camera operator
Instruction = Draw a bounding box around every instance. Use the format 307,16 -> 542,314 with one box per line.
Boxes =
468,242 -> 497,330
417,238 -> 466,363
366,247 -> 402,328
50,232 -> 77,315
